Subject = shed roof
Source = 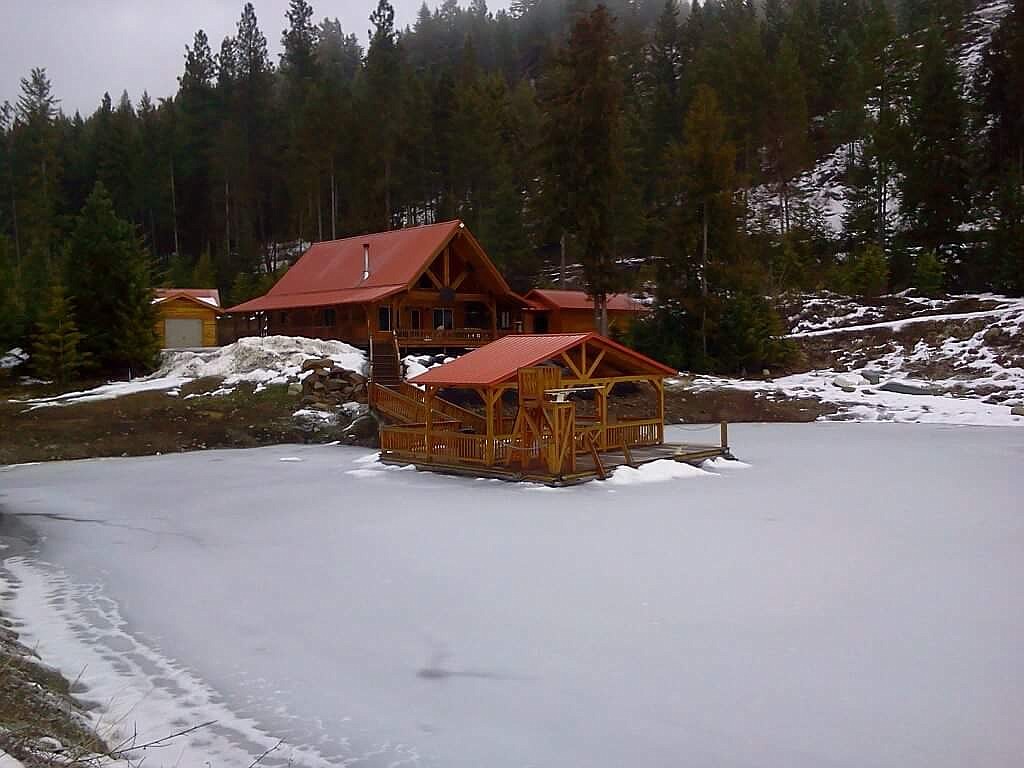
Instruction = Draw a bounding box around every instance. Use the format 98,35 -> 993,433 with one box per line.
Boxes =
227,220 -> 514,314
409,332 -> 676,387
526,289 -> 647,313
153,288 -> 223,312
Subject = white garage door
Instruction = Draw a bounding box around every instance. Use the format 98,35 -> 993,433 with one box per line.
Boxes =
164,318 -> 203,348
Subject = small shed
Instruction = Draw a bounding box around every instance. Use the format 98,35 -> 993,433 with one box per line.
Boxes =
524,289 -> 648,334
153,289 -> 222,348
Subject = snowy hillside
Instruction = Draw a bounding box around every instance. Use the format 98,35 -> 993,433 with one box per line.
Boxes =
690,292 -> 1024,426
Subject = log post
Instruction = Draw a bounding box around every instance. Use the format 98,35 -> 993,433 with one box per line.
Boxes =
720,421 -> 729,452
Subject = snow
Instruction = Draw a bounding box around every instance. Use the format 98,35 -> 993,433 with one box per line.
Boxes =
787,304 -> 1022,339
605,458 -> 714,485
2,424 -> 1023,768
9,336 -> 367,409
0,347 -> 29,369
0,752 -> 25,768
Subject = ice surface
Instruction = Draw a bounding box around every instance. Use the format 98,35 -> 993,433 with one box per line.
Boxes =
2,424 -> 1023,768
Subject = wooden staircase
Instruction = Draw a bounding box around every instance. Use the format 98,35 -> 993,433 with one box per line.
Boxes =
370,337 -> 402,388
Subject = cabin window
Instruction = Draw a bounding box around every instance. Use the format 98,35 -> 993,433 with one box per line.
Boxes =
433,308 -> 454,330
279,311 -> 289,326
323,308 -> 336,326
499,310 -> 512,330
409,308 -> 422,331
378,306 -> 392,331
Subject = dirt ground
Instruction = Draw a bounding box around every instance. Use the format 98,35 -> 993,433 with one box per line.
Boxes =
0,378 -> 376,465
0,373 -> 832,467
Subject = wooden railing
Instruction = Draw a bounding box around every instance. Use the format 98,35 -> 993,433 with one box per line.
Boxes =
393,328 -> 495,345
605,418 -> 662,449
396,382 -> 488,434
380,418 -> 663,470
371,383 -> 425,424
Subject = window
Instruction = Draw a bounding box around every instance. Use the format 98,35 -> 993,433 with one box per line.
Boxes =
378,306 -> 392,331
279,311 -> 289,326
432,308 -> 454,330
499,310 -> 512,330
323,308 -> 336,326
410,308 -> 422,331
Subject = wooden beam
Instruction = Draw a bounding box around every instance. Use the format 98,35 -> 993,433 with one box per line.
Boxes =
424,268 -> 443,290
560,351 -> 584,380
443,247 -> 450,285
451,269 -> 470,290
584,349 -> 606,380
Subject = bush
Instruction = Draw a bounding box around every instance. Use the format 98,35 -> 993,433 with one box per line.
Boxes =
839,243 -> 889,297
913,250 -> 945,296
714,292 -> 795,375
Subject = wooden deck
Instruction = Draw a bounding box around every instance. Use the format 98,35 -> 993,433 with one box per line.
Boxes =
378,440 -> 734,486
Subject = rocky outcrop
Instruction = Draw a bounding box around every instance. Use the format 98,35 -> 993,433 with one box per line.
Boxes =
299,358 -> 368,409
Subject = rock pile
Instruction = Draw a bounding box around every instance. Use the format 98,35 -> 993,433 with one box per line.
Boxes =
299,358 -> 369,408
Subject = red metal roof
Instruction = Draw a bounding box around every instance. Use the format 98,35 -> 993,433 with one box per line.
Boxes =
409,332 -> 675,387
526,289 -> 647,313
225,220 -> 517,314
227,285 -> 401,314
153,288 -> 223,311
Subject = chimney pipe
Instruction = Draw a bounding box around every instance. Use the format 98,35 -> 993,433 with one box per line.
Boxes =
362,243 -> 370,281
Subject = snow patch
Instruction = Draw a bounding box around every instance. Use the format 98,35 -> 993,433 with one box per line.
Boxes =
606,459 -> 714,485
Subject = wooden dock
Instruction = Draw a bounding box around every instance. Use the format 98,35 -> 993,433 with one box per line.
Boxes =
379,438 -> 734,486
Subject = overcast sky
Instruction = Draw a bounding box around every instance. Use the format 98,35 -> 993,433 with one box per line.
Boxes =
2,0 -> 508,116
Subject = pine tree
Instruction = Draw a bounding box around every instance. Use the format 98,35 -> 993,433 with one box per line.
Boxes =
767,36 -> 811,234
540,5 -> 627,334
32,281 -> 90,384
665,84 -> 736,361
192,249 -> 216,287
900,23 -> 969,258
365,0 -> 404,228
66,182 -> 159,373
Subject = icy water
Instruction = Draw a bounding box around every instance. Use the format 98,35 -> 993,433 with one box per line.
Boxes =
2,423 -> 1023,768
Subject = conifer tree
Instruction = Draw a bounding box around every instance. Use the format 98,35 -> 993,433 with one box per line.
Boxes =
900,23 -> 969,258
32,281 -> 89,384
541,5 -> 626,334
66,182 -> 159,373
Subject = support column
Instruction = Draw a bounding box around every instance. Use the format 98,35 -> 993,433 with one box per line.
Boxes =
484,388 -> 495,465
655,377 -> 665,444
425,386 -> 434,461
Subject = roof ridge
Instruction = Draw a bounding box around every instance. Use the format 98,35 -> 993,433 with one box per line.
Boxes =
311,219 -> 461,246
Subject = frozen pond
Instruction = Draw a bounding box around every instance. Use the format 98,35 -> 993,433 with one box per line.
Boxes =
2,423 -> 1023,767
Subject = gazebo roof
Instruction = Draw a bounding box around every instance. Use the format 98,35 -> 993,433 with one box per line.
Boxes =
409,332 -> 676,388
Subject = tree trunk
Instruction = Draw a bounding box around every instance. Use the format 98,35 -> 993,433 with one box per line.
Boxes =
169,159 -> 180,259
224,181 -> 231,262
330,161 -> 337,241
317,179 -> 323,242
384,158 -> 392,230
560,231 -> 567,285
701,199 -> 709,359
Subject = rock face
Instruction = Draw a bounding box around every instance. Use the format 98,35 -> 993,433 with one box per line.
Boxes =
300,361 -> 368,409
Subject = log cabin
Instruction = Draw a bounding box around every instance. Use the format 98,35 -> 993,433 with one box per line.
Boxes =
225,220 -> 531,350
222,220 -> 652,352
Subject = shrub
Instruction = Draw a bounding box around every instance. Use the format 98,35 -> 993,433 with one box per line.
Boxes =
913,250 -> 945,296
840,243 -> 890,297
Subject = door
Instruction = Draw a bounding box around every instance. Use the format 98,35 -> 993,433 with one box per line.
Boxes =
165,318 -> 203,348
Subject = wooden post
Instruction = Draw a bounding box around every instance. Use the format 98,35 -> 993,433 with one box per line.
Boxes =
656,378 -> 665,444
425,386 -> 434,461
485,387 -> 495,465
720,421 -> 729,452
598,383 -> 609,450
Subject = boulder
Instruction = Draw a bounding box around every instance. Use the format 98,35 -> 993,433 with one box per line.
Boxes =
301,358 -> 335,372
287,382 -> 302,395
861,369 -> 885,385
833,373 -> 868,392
879,379 -> 941,396
37,737 -> 63,753
1011,405 -> 1024,417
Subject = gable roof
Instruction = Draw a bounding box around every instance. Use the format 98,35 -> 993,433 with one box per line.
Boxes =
409,332 -> 676,388
227,220 -> 515,313
526,289 -> 647,313
153,288 -> 222,312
